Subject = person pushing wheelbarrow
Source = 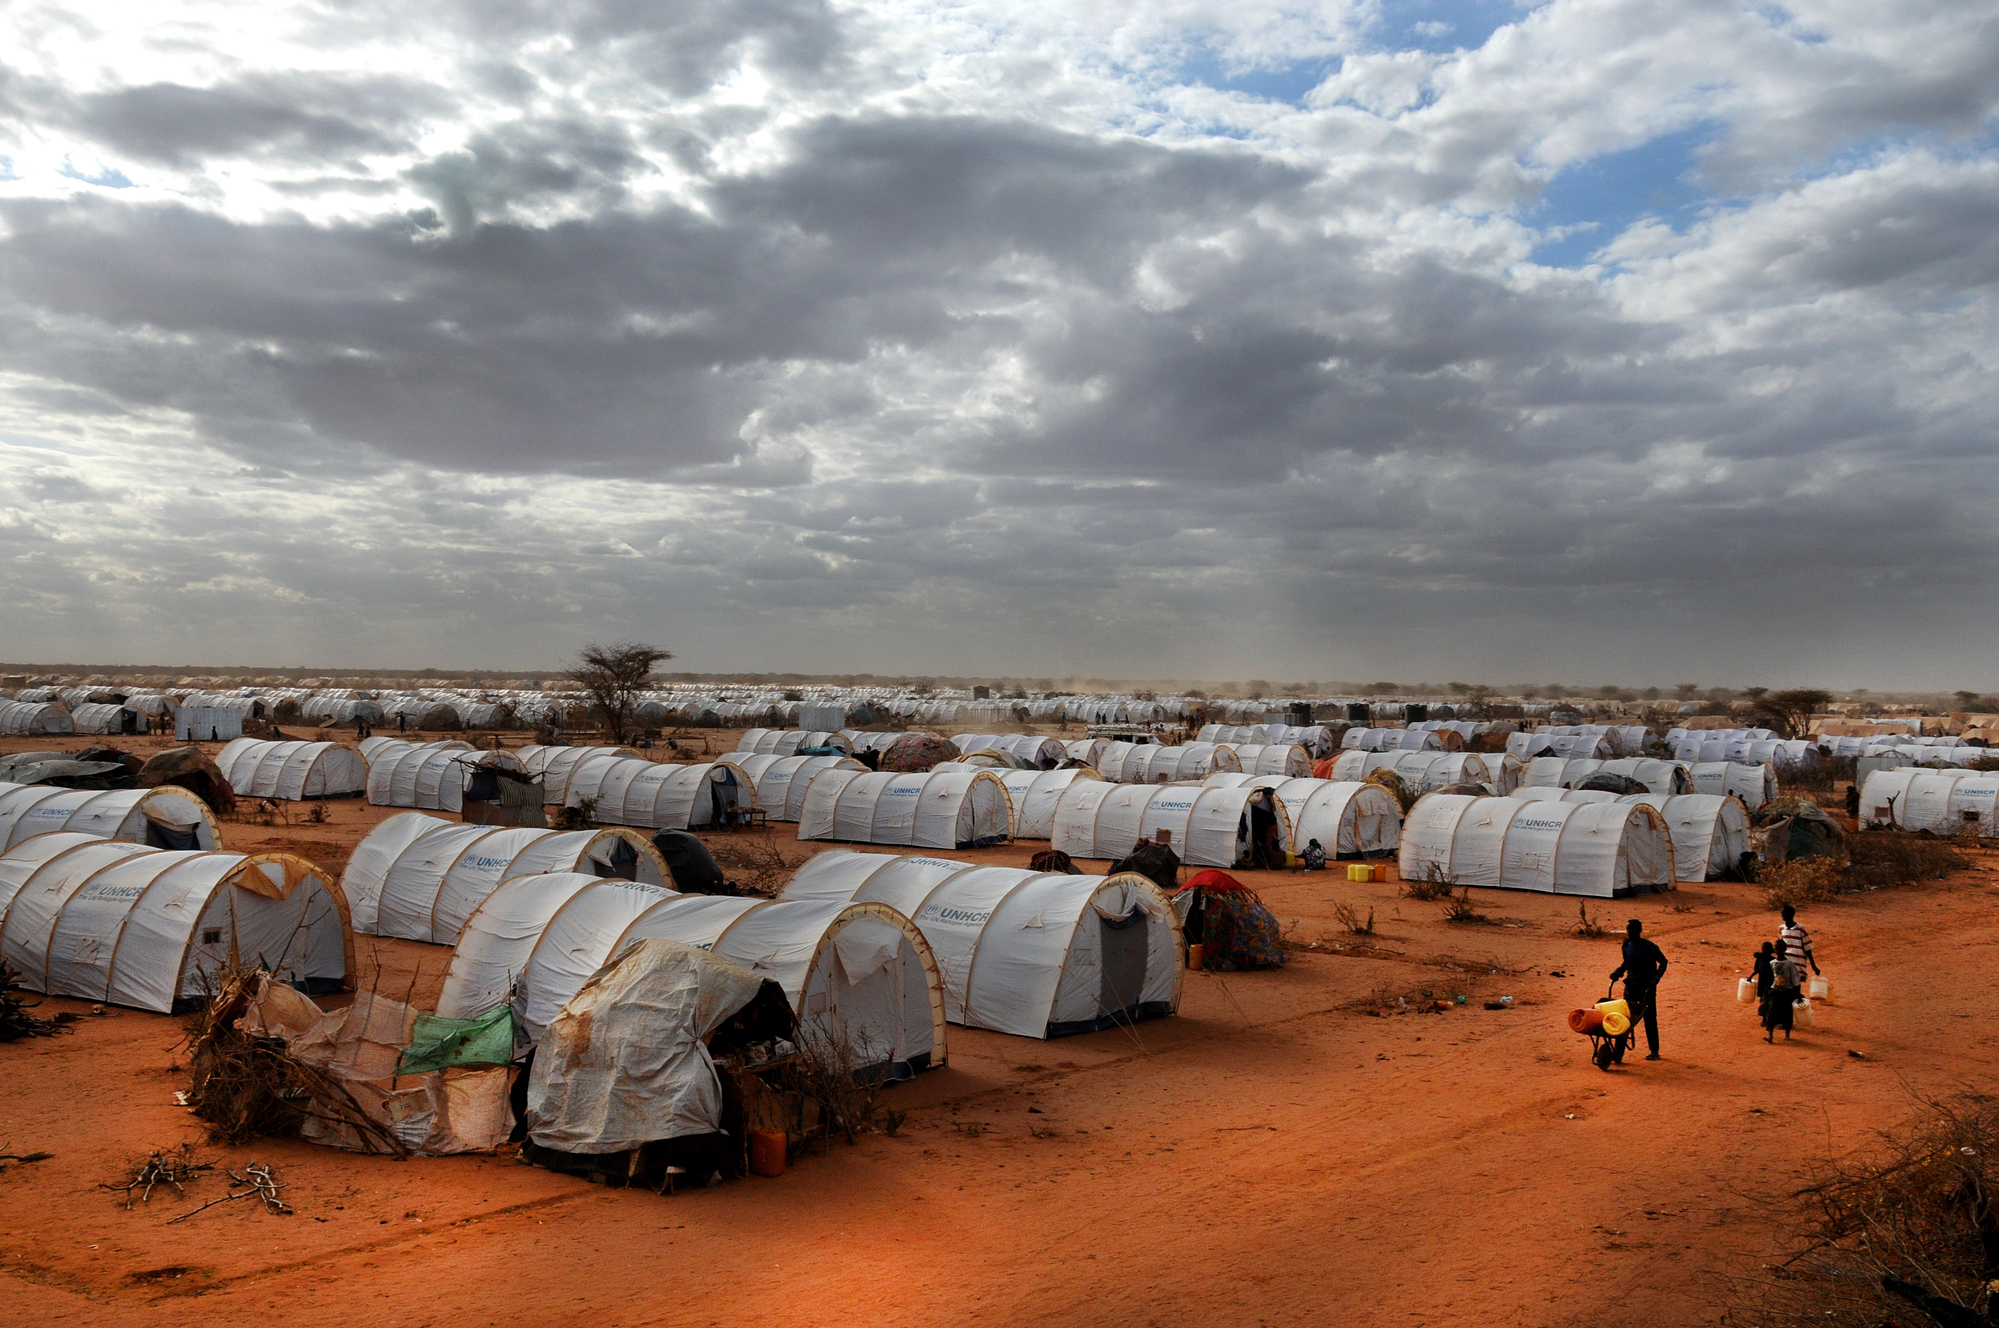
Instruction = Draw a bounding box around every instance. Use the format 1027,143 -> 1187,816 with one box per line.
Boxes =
1609,919 -> 1669,1062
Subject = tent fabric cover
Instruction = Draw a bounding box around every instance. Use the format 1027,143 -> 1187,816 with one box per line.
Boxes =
527,938 -> 769,1152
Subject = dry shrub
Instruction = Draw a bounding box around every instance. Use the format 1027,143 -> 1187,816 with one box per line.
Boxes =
1735,1090 -> 1999,1328
779,1022 -> 905,1144
708,829 -> 803,898
1440,888 -> 1491,926
1763,857 -> 1849,910
1571,901 -> 1606,938
1850,835 -> 1968,892
2,961 -> 78,1041
1333,900 -> 1375,936
1401,862 -> 1456,902
552,795 -> 598,831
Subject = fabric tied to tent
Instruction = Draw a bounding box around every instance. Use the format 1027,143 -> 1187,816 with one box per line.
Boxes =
398,1005 -> 516,1076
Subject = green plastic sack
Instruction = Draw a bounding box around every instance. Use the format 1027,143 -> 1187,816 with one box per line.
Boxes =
396,1005 -> 514,1076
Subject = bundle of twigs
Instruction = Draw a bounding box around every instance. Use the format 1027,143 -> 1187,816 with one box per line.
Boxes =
0,1143 -> 53,1174
182,967 -> 408,1156
1,961 -> 77,1042
168,1163 -> 293,1223
101,1144 -> 211,1207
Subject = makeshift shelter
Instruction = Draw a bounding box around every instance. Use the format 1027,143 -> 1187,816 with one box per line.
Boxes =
1095,741 -> 1241,784
1859,769 -> 1999,836
214,739 -> 366,800
952,734 -> 1067,769
1050,781 -> 1291,869
1687,762 -> 1778,811
0,839 -> 351,1012
441,876 -> 946,1080
1397,795 -> 1675,896
878,734 -> 962,773
1203,775 -> 1401,857
1176,870 -> 1285,971
70,703 -> 146,735
0,701 -> 73,736
128,751 -> 231,818
342,815 -> 666,941
563,758 -> 757,832
730,753 -> 869,821
526,938 -> 775,1155
780,851 -> 1180,1039
1222,744 -> 1313,778
734,729 -> 854,757
797,769 -> 1012,849
0,783 -> 220,852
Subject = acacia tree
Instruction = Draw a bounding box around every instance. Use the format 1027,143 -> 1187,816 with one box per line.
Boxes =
1753,688 -> 1832,739
568,641 -> 673,742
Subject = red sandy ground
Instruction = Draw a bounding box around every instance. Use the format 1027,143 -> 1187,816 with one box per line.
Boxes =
3,729 -> 1995,1327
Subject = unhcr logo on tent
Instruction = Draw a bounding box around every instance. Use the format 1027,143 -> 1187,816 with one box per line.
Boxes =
885,786 -> 920,797
1517,818 -> 1565,831
924,906 -> 992,926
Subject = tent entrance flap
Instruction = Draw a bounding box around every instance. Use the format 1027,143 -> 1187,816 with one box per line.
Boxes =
1098,910 -> 1148,1021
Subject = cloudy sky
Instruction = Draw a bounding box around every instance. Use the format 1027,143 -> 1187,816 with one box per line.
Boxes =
2,0 -> 1995,688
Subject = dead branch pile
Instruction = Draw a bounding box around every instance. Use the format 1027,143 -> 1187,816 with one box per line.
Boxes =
777,1023 -> 904,1145
168,1163 -> 292,1223
1,961 -> 77,1042
182,968 -> 407,1155
101,1144 -> 212,1207
1737,1090 -> 1999,1328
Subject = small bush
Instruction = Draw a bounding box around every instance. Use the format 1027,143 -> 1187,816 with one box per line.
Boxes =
1440,888 -> 1490,926
1849,835 -> 1967,892
1762,856 -> 1848,909
1572,901 -> 1605,938
1401,863 -> 1456,902
1333,901 -> 1375,936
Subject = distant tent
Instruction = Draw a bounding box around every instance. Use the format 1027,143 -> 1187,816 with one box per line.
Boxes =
0,701 -> 73,736
730,753 -> 868,821
1051,781 -> 1290,869
734,729 -> 855,757
1203,775 -> 1401,857
1094,742 -> 1241,784
560,758 -> 758,832
214,739 -> 367,800
364,739 -> 524,813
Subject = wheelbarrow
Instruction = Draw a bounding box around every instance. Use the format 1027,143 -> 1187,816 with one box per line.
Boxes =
1569,982 -> 1636,1071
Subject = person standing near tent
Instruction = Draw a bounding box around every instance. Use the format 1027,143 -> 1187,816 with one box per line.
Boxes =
1609,919 -> 1669,1061
1777,904 -> 1820,980
1248,788 -> 1281,870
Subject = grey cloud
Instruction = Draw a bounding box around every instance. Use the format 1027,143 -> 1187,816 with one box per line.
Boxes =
70,75 -> 446,167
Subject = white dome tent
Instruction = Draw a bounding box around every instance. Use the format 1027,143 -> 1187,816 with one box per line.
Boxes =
561,757 -> 757,831
0,701 -> 73,736
0,836 -> 351,1012
951,734 -> 1068,768
515,746 -> 637,803
0,783 -> 220,853
1204,775 -> 1402,857
1094,742 -> 1241,784
1051,781 -> 1291,868
70,703 -> 147,735
439,876 -> 946,1081
1398,795 -> 1676,897
798,769 -> 1012,849
215,739 -> 367,800
364,739 -> 526,813
779,851 -> 1182,1040
1520,757 -> 1691,795
1687,762 -> 1777,811
731,753 -> 868,821
734,729 -> 854,757
1859,769 -> 1999,836
1328,750 -> 1496,795
1222,744 -> 1313,778
1342,728 -> 1448,753
1505,732 -> 1615,761
1630,794 -> 1750,878
174,696 -> 267,742
931,765 -> 1103,840
340,814 -> 667,939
